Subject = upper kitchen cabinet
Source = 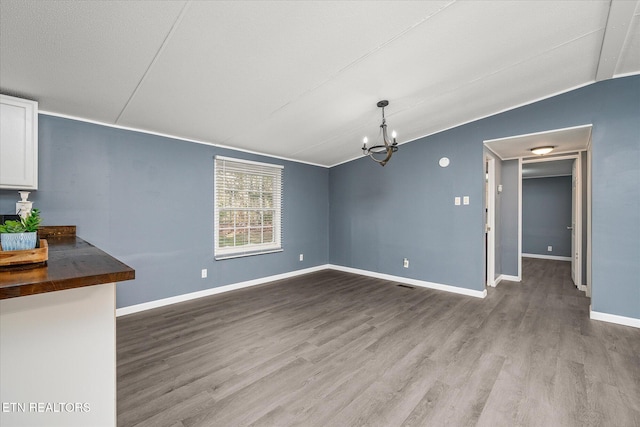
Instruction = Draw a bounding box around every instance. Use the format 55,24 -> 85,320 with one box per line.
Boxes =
0,95 -> 38,190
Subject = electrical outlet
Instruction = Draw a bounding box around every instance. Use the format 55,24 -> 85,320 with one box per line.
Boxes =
403,258 -> 409,268
299,253 -> 304,261
547,246 -> 552,252
201,269 -> 207,278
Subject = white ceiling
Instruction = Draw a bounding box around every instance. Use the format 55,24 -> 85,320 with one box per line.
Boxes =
484,124 -> 592,160
1,0 -> 639,167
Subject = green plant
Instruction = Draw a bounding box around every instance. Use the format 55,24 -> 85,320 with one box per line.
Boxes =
0,209 -> 42,233
21,208 -> 42,232
0,220 -> 26,233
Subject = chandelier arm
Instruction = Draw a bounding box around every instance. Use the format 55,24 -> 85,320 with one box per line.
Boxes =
366,149 -> 393,167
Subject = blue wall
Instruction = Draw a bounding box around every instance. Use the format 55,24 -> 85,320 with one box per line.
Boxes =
0,115 -> 330,308
522,176 -> 572,257
330,122 -> 486,292
330,76 -> 639,319
1,76 -> 638,319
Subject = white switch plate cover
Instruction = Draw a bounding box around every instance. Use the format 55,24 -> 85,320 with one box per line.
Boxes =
299,254 -> 304,261
403,258 -> 409,268
201,269 -> 207,278
463,196 -> 470,205
455,197 -> 461,205
547,246 -> 552,252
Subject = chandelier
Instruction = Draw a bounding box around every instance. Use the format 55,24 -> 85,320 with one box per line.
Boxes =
361,100 -> 398,166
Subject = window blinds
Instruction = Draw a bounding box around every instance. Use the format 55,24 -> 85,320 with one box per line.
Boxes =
214,156 -> 283,260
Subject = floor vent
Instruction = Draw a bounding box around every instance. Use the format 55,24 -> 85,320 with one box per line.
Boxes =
397,284 -> 415,289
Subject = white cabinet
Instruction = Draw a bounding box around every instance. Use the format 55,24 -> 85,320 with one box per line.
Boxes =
0,94 -> 38,190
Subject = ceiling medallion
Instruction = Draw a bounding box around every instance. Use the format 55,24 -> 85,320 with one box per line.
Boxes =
361,100 -> 398,166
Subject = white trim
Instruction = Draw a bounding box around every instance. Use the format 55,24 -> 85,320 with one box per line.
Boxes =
116,265 -> 329,317
522,253 -> 572,261
517,158 -> 522,282
494,274 -> 521,286
483,124 -> 593,146
327,265 -> 487,299
215,248 -> 283,261
590,309 -> 640,329
116,264 -> 490,316
519,153 -> 584,289
38,110 -> 328,168
612,70 -> 640,79
522,173 -> 572,180
522,153 -> 585,164
215,155 -> 284,169
482,123 -> 593,158
572,156 -> 582,288
485,154 -> 496,287
502,149 -> 585,163
586,148 -> 592,298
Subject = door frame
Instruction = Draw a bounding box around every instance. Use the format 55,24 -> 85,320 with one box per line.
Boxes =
521,153 -> 584,291
485,154 -> 496,287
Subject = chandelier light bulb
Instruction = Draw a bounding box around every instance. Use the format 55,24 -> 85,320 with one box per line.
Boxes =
391,130 -> 397,139
363,136 -> 368,145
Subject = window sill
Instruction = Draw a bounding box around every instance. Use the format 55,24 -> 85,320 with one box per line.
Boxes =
215,248 -> 283,261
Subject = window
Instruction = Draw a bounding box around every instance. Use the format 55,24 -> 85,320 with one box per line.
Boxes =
214,156 -> 283,259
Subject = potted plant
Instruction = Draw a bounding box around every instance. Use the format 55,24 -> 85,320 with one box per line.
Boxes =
0,209 -> 42,251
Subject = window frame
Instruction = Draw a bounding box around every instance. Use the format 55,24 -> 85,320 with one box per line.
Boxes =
214,155 -> 283,260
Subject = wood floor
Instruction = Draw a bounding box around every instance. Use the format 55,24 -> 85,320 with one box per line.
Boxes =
117,259 -> 640,427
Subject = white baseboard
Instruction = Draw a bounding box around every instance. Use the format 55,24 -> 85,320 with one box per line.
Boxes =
523,253 -> 571,261
493,274 -> 521,286
327,264 -> 487,299
117,263 -> 492,316
116,264 -> 330,317
590,308 -> 640,329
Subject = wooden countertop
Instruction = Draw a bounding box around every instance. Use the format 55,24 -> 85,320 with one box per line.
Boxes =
0,226 -> 135,299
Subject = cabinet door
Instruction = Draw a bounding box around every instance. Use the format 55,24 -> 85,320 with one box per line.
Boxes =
0,95 -> 38,190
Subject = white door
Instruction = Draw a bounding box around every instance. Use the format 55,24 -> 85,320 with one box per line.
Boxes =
485,157 -> 495,287
571,161 -> 576,285
570,159 -> 581,288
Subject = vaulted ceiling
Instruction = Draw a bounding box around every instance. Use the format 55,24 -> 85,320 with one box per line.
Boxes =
1,1 -> 638,167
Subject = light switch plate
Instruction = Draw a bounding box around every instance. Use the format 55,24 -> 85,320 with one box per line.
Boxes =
455,197 -> 461,206
463,196 -> 470,205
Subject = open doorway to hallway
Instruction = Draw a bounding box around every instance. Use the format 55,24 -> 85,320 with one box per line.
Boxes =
483,124 -> 592,296
522,155 -> 583,291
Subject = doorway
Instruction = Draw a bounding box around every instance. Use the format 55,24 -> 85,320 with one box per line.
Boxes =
522,155 -> 583,290
483,124 -> 592,294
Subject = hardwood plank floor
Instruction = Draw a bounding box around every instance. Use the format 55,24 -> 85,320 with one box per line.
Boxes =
117,259 -> 640,426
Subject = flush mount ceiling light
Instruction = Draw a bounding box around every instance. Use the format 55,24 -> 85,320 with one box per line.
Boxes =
362,100 -> 398,167
530,146 -> 555,155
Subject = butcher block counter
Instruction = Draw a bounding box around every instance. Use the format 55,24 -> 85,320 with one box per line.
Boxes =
0,226 -> 135,427
0,226 -> 135,299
